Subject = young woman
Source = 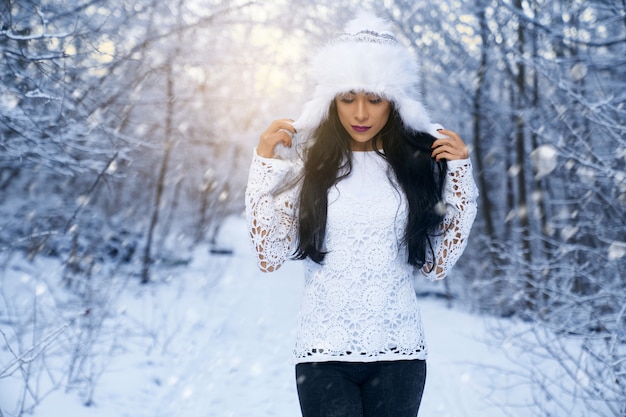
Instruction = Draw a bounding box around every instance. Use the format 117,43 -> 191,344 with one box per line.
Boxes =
245,12 -> 478,417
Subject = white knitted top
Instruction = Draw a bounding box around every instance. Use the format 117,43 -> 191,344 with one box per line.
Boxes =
245,149 -> 478,363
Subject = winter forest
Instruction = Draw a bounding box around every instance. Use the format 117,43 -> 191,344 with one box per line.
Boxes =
1,0 -> 624,416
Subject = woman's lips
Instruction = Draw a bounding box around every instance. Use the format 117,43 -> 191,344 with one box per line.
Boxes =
352,125 -> 371,133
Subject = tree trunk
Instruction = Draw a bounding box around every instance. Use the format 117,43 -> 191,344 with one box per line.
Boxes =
472,5 -> 496,242
513,0 -> 534,308
141,62 -> 175,284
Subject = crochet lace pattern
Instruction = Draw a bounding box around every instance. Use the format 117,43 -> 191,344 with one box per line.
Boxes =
245,150 -> 478,363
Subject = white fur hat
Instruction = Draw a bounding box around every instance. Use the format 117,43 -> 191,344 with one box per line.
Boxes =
293,12 -> 437,136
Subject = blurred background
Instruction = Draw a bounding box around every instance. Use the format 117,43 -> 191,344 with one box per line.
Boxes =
1,0 -> 624,416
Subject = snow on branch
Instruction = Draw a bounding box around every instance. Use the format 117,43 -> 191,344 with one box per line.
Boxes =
0,17 -> 78,41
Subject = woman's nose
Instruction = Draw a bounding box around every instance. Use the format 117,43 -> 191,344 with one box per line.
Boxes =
354,98 -> 368,122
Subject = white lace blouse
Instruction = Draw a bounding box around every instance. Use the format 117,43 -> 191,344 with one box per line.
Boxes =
245,149 -> 478,363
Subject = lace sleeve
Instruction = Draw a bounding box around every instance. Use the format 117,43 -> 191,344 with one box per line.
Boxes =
244,149 -> 301,272
421,158 -> 479,281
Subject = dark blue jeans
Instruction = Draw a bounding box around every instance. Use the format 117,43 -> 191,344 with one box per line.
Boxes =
295,359 -> 426,417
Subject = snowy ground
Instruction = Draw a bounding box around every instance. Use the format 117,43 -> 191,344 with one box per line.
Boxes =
2,217 -> 540,417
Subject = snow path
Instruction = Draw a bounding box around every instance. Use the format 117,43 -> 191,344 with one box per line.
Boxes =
139,216 -> 509,417
23,216 -> 514,417
146,240 -> 305,417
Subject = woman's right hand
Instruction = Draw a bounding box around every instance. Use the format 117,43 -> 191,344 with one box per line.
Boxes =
257,119 -> 296,158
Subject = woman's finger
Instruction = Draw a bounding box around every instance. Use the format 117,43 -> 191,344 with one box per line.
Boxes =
436,128 -> 460,141
257,119 -> 296,158
432,139 -> 463,153
432,145 -> 465,160
269,119 -> 297,135
431,129 -> 469,160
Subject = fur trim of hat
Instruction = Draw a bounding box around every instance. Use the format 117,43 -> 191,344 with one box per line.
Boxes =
293,12 -> 437,136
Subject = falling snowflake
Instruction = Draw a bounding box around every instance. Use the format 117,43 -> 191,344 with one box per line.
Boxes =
531,145 -> 558,179
608,241 -> 626,260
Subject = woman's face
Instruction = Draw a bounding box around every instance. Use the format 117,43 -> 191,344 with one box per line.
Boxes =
335,91 -> 391,151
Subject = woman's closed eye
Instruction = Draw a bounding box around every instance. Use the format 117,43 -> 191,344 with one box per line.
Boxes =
337,94 -> 383,104
364,92 -> 384,104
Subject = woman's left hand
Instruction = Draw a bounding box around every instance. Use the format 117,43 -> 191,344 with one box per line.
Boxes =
431,129 -> 469,161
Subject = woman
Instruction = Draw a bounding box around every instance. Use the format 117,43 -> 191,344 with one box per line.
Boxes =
245,12 -> 478,417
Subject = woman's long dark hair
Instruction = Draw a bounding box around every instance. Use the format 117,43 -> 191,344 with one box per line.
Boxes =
293,101 -> 448,268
